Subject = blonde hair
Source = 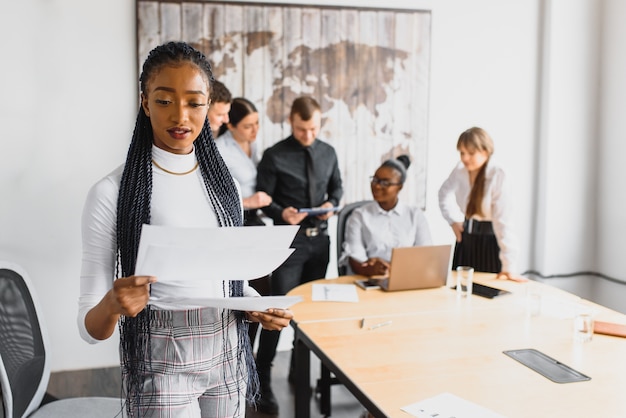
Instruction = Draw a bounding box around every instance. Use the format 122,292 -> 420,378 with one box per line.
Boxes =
457,127 -> 494,217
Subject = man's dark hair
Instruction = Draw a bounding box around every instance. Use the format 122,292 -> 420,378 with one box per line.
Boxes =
289,96 -> 321,121
210,79 -> 232,104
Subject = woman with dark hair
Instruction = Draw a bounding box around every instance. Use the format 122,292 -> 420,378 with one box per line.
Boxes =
216,97 -> 272,226
77,41 -> 292,417
340,155 -> 432,277
438,126 -> 524,281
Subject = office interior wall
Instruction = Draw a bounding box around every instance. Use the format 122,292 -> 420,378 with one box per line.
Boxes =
594,0 -> 626,309
1,0 -> 622,372
532,0 -> 600,277
0,0 -> 138,370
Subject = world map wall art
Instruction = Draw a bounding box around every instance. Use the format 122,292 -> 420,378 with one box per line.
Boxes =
137,1 -> 431,207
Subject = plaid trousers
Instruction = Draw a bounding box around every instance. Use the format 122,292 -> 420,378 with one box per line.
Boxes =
127,308 -> 247,418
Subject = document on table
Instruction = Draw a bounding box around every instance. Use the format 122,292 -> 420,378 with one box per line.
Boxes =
150,295 -> 303,311
312,283 -> 359,302
402,392 -> 505,418
135,224 -> 298,283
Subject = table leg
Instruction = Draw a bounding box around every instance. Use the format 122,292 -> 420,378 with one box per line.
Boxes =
294,329 -> 311,418
319,362 -> 334,416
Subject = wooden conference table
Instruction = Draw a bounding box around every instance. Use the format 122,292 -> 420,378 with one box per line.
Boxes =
286,273 -> 626,417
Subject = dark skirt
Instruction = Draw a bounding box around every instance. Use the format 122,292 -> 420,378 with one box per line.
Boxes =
452,220 -> 502,273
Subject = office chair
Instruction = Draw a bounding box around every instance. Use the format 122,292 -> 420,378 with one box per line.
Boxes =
335,200 -> 371,276
0,261 -> 122,418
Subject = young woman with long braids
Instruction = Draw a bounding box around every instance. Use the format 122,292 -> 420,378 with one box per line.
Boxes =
438,127 -> 525,282
77,41 -> 292,417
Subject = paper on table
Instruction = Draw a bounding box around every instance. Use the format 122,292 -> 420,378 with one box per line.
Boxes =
135,224 -> 298,282
312,284 -> 359,302
150,295 -> 303,311
401,392 -> 505,418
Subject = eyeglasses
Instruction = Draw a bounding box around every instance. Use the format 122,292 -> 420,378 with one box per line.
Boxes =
370,176 -> 402,188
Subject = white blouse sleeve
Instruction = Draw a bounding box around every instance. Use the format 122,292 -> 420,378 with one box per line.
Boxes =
77,171 -> 121,344
412,208 -> 433,247
438,165 -> 467,225
340,208 -> 368,264
489,167 -> 518,273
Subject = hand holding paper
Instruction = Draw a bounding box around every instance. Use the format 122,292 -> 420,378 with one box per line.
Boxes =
248,306 -> 295,331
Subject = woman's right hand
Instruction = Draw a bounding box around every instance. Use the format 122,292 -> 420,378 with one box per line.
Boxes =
363,258 -> 390,277
244,191 -> 272,209
451,222 -> 464,242
86,275 -> 157,341
110,275 -> 157,317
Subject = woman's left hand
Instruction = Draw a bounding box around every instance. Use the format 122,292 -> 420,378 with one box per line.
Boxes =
497,272 -> 528,282
246,308 -> 294,331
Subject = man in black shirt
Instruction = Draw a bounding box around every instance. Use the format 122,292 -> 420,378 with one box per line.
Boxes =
254,96 -> 343,414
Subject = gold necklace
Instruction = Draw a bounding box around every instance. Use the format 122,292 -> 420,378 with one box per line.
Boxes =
152,159 -> 199,176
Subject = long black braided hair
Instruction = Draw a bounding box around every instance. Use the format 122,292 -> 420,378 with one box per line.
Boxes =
116,41 -> 257,416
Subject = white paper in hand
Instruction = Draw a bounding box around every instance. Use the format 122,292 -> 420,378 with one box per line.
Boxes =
135,224 -> 297,282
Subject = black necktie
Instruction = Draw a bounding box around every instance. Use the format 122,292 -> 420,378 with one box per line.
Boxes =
305,147 -> 315,207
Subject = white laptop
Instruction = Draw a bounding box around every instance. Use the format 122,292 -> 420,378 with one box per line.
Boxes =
356,244 -> 453,292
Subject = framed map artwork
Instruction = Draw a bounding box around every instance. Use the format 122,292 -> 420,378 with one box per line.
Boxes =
137,1 -> 431,207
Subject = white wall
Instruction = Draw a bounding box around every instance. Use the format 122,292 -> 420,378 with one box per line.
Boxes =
594,0 -> 626,308
1,0 -> 623,372
534,0 -> 600,274
0,0 -> 138,369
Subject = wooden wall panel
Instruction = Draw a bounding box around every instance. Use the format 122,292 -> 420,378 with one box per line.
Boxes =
137,1 -> 431,208
161,4 -> 182,43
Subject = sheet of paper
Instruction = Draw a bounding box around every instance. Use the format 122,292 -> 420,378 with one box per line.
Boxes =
138,245 -> 294,282
150,295 -> 302,311
135,224 -> 298,282
312,283 -> 359,302
137,224 -> 298,265
401,392 -> 505,418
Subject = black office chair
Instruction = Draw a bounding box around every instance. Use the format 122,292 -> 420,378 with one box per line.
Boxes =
0,261 -> 122,418
336,200 -> 371,276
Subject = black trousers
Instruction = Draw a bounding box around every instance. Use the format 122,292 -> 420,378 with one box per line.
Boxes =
255,232 -> 330,379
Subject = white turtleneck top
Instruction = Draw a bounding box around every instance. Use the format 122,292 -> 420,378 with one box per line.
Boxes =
78,145 -> 257,344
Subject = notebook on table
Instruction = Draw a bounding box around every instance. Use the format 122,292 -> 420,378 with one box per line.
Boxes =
355,244 -> 452,292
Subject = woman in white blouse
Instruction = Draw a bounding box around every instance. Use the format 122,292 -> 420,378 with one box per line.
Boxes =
216,97 -> 272,226
438,127 -> 523,281
341,155 -> 432,277
78,43 -> 291,416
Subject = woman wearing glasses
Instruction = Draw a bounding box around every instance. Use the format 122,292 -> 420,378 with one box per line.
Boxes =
340,155 -> 432,277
